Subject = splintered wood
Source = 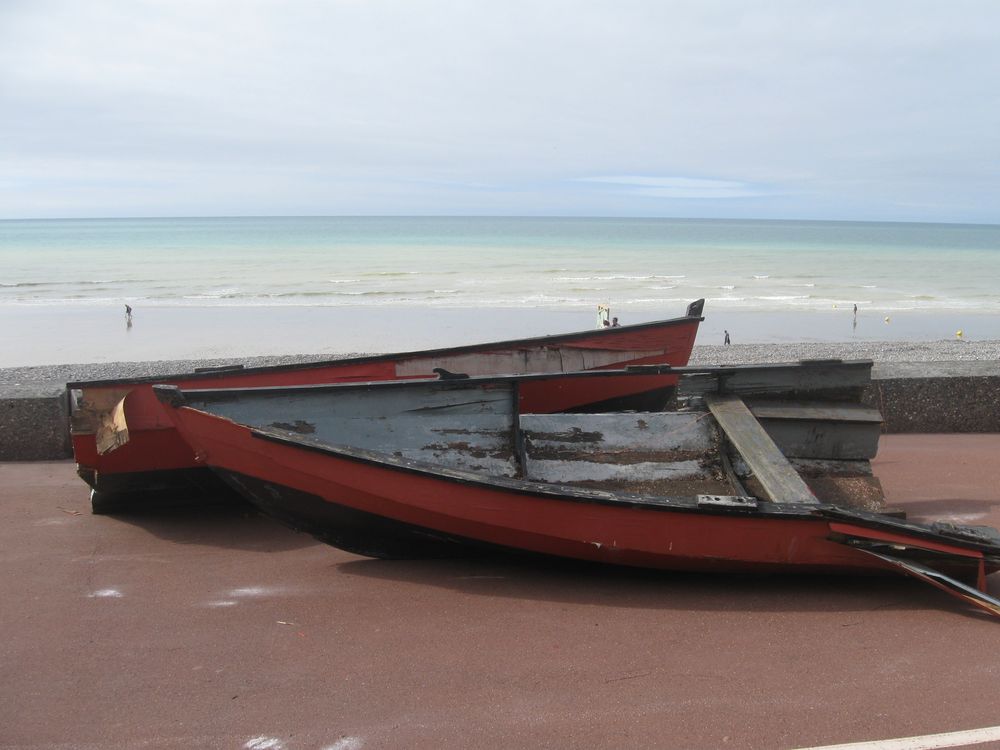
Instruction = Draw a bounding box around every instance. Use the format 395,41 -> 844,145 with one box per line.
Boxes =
95,397 -> 130,455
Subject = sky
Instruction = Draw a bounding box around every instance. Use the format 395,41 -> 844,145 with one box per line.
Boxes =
1,0 -> 999,223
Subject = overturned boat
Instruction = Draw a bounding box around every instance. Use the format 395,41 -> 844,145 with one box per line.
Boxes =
153,360 -> 1000,618
69,301 -> 704,511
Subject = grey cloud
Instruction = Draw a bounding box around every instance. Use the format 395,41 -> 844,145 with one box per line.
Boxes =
1,0 -> 998,221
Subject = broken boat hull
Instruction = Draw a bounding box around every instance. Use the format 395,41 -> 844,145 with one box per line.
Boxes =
152,364 -> 1000,616
161,400 -> 999,586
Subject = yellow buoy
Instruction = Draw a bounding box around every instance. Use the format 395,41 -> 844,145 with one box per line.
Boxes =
884,316 -> 890,323
956,330 -> 964,339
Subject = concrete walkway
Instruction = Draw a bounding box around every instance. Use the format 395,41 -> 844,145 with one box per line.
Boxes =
2,434 -> 1000,749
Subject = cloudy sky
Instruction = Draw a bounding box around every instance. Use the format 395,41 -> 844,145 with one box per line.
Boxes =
1,0 -> 998,222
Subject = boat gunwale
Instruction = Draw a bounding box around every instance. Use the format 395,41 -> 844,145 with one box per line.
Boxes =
66,310 -> 705,389
156,359 -> 876,402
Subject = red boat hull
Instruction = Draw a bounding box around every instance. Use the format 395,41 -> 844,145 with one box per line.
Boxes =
166,404 -> 995,579
70,311 -> 703,501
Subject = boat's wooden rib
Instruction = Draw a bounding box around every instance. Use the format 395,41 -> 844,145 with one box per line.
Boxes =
705,393 -> 818,505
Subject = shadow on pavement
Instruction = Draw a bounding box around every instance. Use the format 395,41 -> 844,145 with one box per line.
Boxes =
107,502 -> 319,553
335,553 -> 999,622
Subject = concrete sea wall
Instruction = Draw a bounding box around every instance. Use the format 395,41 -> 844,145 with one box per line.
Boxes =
1,384 -> 72,461
866,361 -> 1000,433
1,360 -> 999,461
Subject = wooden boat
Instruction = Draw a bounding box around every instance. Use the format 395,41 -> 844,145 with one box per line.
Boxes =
152,362 -> 1000,618
69,300 -> 704,511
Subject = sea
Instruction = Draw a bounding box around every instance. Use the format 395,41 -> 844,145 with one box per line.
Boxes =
3,216 -> 999,313
1,216 -> 999,366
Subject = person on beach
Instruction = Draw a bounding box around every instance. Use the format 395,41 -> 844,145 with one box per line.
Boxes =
125,304 -> 132,321
611,317 -> 620,327
724,330 -> 731,345
597,303 -> 610,328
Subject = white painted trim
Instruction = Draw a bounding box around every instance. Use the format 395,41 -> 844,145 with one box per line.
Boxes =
792,724 -> 1000,750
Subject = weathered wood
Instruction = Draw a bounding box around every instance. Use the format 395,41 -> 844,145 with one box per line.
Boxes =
679,360 -> 873,399
728,455 -> 876,479
746,400 -> 882,423
759,420 -> 880,460
95,397 -> 129,455
285,414 -> 518,476
186,380 -> 516,422
789,458 -> 874,477
186,382 -> 519,475
70,386 -> 132,433
524,458 -> 713,485
744,399 -> 882,460
727,453 -> 885,509
394,348 -> 661,378
169,368 -> 882,502
521,412 -> 717,485
705,393 -> 818,505
521,412 -> 714,454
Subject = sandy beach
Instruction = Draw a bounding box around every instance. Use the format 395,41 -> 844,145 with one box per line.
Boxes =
2,303 -> 1000,376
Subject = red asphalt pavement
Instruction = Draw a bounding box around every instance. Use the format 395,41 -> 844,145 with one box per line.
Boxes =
2,434 -> 1000,750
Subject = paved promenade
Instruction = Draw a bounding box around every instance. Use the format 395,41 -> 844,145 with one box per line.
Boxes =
2,435 -> 1000,749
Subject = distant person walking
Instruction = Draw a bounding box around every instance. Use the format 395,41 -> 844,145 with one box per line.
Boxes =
125,304 -> 133,321
724,330 -> 731,346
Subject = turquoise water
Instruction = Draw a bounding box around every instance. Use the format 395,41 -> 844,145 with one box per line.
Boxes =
1,217 -> 999,313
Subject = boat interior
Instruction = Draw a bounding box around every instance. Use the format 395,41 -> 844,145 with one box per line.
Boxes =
172,360 -> 886,512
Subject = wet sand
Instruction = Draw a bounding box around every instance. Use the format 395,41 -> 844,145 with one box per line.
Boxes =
3,303 -> 1000,367
2,435 -> 1000,749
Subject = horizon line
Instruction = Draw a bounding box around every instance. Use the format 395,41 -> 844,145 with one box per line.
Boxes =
2,214 -> 998,229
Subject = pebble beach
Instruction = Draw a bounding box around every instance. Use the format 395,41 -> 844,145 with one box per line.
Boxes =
2,338 -> 998,389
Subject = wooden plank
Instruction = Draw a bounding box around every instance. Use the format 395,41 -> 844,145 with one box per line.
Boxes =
520,412 -> 718,487
756,420 -> 881,460
789,458 -> 874,477
275,414 -> 518,476
186,381 -> 519,476
678,360 -> 873,398
705,393 -> 818,505
521,412 -> 715,454
743,399 -> 882,460
186,380 -> 515,423
394,348 -> 660,378
746,400 -> 882,423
